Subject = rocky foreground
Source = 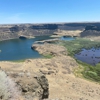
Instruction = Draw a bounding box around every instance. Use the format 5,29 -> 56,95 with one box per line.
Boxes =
0,43 -> 100,100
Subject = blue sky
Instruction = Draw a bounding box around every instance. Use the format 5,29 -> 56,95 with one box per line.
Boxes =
0,0 -> 100,24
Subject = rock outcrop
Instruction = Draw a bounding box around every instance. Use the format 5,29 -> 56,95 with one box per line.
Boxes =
34,73 -> 49,99
34,39 -> 59,44
0,63 -> 49,100
7,71 -> 49,100
31,43 -> 67,56
81,25 -> 100,38
1,22 -> 100,41
0,70 -> 23,100
0,24 -> 57,41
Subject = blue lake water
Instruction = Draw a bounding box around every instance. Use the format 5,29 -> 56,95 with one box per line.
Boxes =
0,36 -> 75,61
0,36 -> 54,61
75,48 -> 100,66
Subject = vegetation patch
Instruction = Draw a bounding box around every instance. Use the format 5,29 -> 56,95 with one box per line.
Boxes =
43,54 -> 54,59
59,38 -> 100,56
59,38 -> 100,83
74,60 -> 100,83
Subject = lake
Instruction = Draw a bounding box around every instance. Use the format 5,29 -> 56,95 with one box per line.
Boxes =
0,36 -> 75,61
0,36 -> 54,61
75,48 -> 100,65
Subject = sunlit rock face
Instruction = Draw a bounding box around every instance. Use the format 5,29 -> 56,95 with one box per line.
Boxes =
0,24 -> 58,41
1,23 -> 100,41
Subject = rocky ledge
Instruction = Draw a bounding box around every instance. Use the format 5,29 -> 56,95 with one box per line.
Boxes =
31,43 -> 67,56
80,25 -> 100,40
34,39 -> 59,44
0,69 -> 49,100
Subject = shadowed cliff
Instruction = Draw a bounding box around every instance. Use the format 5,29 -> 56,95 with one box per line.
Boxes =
1,23 -> 100,41
81,25 -> 100,37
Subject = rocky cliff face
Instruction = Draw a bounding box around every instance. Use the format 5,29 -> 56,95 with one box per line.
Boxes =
5,70 -> 49,100
0,24 -> 58,41
81,25 -> 100,37
1,23 -> 100,41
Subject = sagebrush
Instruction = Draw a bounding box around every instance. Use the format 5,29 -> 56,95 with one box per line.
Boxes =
0,70 -> 21,100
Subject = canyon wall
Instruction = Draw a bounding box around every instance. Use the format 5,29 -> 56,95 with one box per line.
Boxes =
1,23 -> 100,41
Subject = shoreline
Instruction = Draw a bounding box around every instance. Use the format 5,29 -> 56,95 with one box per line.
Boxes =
0,34 -> 55,42
0,36 -> 36,42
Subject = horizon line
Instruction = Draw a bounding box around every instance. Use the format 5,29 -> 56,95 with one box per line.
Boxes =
0,21 -> 100,25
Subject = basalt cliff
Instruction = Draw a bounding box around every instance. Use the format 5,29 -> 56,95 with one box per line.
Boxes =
80,25 -> 100,40
0,22 -> 96,41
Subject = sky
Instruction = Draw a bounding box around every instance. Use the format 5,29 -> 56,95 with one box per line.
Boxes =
0,0 -> 100,24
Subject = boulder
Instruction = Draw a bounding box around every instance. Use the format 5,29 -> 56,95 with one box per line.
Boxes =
7,71 -> 49,100
34,73 -> 49,99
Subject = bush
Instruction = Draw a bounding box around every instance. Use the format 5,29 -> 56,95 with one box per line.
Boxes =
0,70 -> 21,100
75,60 -> 100,82
87,71 -> 97,77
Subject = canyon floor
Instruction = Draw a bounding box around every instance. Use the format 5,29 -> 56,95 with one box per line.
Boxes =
0,43 -> 100,100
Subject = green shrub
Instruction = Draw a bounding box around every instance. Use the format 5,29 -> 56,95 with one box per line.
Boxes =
59,38 -> 100,56
75,60 -> 100,82
86,71 -> 98,77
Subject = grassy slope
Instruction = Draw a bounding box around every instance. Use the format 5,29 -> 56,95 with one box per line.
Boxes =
59,38 -> 100,83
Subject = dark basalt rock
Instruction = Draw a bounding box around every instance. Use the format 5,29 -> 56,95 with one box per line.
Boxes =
19,36 -> 27,39
85,25 -> 100,31
31,45 -> 37,50
9,25 -> 20,32
80,25 -> 100,37
29,24 -> 58,30
7,71 -> 49,100
34,73 -> 49,99
2,23 -> 100,41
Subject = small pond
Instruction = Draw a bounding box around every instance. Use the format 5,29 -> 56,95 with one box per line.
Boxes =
75,48 -> 100,65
